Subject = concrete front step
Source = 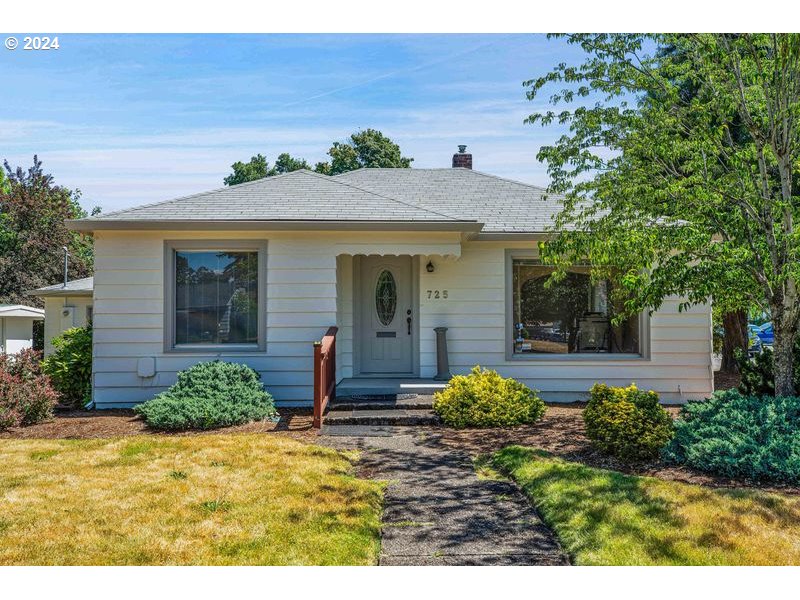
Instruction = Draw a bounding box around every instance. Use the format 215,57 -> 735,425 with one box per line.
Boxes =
324,407 -> 441,426
330,396 -> 435,411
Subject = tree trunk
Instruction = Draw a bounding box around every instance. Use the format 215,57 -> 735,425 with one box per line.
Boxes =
772,319 -> 796,397
721,309 -> 748,372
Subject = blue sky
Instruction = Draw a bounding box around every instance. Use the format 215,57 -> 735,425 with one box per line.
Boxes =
1,34 -> 582,213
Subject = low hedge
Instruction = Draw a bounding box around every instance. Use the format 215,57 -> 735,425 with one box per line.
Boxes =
433,366 -> 546,428
584,383 -> 674,461
135,360 -> 277,430
664,389 -> 800,484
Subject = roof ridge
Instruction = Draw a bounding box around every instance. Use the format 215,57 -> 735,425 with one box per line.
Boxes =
455,168 -> 553,194
91,169 -> 318,219
301,168 -> 468,222
336,166 -> 555,194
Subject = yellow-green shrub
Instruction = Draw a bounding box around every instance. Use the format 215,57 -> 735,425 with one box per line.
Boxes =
433,366 -> 546,428
583,383 -> 674,461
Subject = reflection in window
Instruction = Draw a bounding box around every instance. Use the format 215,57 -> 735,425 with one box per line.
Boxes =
175,250 -> 258,345
512,260 -> 640,355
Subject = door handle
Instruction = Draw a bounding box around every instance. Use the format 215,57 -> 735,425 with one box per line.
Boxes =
406,310 -> 412,335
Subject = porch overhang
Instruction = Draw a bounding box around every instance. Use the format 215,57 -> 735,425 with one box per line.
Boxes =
334,240 -> 463,259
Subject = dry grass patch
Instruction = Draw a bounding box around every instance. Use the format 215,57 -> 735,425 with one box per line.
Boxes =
0,434 -> 382,565
493,446 -> 800,566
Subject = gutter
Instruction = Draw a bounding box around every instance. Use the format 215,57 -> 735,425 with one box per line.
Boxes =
66,219 -> 484,234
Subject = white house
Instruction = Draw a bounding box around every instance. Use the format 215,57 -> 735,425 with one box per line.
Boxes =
67,147 -> 714,409
0,304 -> 45,354
28,277 -> 94,356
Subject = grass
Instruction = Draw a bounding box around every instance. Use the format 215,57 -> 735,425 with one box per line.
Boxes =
492,446 -> 800,566
0,434 -> 383,565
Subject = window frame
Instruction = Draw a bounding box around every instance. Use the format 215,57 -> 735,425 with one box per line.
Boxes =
163,239 -> 267,353
504,249 -> 650,362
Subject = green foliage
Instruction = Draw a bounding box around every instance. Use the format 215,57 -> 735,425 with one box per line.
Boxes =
0,349 -> 59,428
433,366 -> 546,428
41,327 -> 92,408
736,339 -> 800,397
135,361 -> 276,431
222,152 -> 312,186
0,156 -> 97,305
223,130 -> 412,184
272,152 -> 310,174
314,129 -> 413,175
223,154 -> 270,185
664,389 -> 800,484
527,34 -> 800,396
583,383 -> 674,461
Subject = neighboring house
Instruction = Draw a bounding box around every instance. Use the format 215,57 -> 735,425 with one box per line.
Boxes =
28,277 -> 94,356
67,147 -> 714,409
0,304 -> 45,354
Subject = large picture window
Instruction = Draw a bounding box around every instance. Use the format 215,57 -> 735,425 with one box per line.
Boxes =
165,241 -> 265,351
511,259 -> 640,356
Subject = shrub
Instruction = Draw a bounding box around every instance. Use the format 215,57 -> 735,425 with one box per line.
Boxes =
433,366 -> 546,428
134,360 -> 277,430
0,349 -> 60,429
42,326 -> 93,408
583,383 -> 674,461
736,339 -> 800,396
664,389 -> 800,484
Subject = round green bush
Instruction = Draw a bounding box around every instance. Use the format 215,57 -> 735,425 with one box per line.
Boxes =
41,326 -> 92,408
134,360 -> 277,431
433,366 -> 546,428
583,383 -> 674,461
664,389 -> 800,484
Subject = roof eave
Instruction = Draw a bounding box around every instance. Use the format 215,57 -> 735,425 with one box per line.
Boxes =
67,219 -> 484,233
471,232 -> 552,241
26,288 -> 93,298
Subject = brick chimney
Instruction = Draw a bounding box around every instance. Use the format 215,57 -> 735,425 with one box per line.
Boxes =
452,144 -> 472,169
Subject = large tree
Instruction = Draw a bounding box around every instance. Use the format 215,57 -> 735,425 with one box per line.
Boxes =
0,156 -> 96,306
223,130 -> 413,185
528,34 -> 800,396
222,152 -> 310,186
314,128 -> 413,175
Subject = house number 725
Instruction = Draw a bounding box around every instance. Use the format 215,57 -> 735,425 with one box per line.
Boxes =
426,289 -> 448,300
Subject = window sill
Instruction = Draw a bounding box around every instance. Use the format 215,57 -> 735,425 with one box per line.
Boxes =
507,352 -> 648,362
166,344 -> 264,354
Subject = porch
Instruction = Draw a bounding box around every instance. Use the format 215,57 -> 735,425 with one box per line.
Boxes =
336,377 -> 447,397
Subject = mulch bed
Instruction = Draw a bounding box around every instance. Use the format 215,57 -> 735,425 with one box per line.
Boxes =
0,408 -> 318,442
436,402 -> 800,496
3,370 -> 793,496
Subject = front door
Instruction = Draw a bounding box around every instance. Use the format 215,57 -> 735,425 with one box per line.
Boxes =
360,256 -> 413,374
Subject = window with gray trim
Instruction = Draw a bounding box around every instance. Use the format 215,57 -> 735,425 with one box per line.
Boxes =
511,259 -> 640,355
165,240 -> 266,351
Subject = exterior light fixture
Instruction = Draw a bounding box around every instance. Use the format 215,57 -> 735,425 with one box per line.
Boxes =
426,261 -> 435,273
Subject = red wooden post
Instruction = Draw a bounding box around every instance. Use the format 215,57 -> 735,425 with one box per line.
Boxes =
312,326 -> 338,429
313,341 -> 323,428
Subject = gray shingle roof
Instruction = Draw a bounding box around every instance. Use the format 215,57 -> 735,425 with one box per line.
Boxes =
70,167 -> 566,234
27,276 -> 94,297
335,168 -> 565,233
88,169 -> 469,224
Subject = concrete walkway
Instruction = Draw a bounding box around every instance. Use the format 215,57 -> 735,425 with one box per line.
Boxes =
321,426 -> 569,566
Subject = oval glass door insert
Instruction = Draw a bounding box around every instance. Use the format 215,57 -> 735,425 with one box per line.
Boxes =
375,270 -> 397,326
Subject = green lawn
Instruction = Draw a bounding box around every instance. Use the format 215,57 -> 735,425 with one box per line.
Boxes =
491,446 -> 800,566
0,434 -> 383,565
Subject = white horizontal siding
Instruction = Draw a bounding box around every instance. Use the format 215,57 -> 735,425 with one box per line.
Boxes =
91,231 -> 713,409
91,231 -> 337,408
418,242 -> 713,401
